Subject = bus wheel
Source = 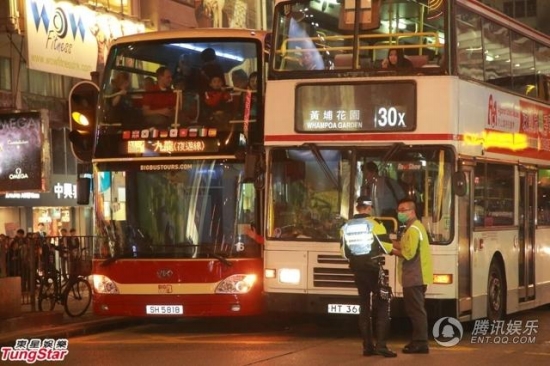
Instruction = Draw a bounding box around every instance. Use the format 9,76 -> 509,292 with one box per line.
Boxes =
487,260 -> 505,321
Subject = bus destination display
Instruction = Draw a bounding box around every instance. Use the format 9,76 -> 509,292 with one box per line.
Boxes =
295,81 -> 416,133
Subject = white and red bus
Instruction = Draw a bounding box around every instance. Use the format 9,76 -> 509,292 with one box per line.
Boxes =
262,0 -> 550,321
71,29 -> 269,317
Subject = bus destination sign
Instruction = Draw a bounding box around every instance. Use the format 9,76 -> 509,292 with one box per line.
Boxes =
119,126 -> 220,156
126,139 -> 219,155
295,81 -> 416,133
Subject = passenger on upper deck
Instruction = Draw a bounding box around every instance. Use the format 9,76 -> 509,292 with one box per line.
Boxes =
202,75 -> 233,126
174,53 -> 200,91
231,69 -> 249,91
142,66 -> 178,127
300,49 -> 324,70
199,47 -> 225,91
381,48 -> 413,72
107,71 -> 134,124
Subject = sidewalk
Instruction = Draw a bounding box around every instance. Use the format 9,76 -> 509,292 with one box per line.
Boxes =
0,303 -> 139,347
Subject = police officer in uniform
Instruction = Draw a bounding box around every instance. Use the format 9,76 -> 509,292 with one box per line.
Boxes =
340,196 -> 397,357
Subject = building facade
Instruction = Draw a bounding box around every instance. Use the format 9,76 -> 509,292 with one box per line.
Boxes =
0,0 -> 270,238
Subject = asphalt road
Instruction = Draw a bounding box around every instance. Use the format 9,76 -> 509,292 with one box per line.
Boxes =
3,307 -> 549,365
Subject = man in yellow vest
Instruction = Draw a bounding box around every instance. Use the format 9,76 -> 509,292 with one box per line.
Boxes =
391,198 -> 433,354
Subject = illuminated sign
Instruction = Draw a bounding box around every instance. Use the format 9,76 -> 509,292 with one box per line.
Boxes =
3,182 -> 76,200
397,162 -> 423,171
25,0 -> 145,78
0,111 -> 43,193
295,81 -> 416,133
126,139 -> 219,155
464,131 -> 529,151
122,127 -> 217,140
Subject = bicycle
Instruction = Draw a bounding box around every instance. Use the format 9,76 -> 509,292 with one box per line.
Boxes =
37,261 -> 92,317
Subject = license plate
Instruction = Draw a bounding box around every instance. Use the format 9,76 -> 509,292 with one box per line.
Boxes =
146,305 -> 183,315
327,304 -> 360,314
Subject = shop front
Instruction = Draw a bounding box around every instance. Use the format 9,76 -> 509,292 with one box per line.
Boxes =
0,175 -> 91,238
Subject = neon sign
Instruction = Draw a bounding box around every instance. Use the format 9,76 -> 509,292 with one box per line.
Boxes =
464,130 -> 529,151
126,139 -> 218,154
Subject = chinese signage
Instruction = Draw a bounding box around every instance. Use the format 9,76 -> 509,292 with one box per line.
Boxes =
295,81 -> 417,133
115,127 -> 221,156
0,179 -> 78,207
25,0 -> 145,78
0,111 -> 43,193
465,92 -> 550,159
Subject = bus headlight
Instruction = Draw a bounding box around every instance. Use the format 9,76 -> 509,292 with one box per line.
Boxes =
278,268 -> 300,285
215,274 -> 257,294
91,274 -> 120,294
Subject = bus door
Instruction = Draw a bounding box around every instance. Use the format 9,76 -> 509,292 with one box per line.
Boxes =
457,160 -> 474,319
518,168 -> 536,302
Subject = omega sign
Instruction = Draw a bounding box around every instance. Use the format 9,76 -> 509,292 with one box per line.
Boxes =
0,111 -> 43,193
9,168 -> 29,180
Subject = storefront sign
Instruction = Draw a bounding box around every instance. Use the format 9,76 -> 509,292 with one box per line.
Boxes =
0,176 -> 79,207
25,0 -> 145,78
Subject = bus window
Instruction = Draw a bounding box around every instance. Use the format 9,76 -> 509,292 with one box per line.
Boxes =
268,148 -> 348,240
538,168 -> 550,226
474,163 -> 514,227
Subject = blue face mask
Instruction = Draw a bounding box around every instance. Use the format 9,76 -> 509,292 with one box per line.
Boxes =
397,212 -> 409,224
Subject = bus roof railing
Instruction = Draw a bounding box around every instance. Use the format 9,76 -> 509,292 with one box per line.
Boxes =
276,31 -> 442,69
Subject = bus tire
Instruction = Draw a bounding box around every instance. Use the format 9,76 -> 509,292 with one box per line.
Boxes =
487,260 -> 506,321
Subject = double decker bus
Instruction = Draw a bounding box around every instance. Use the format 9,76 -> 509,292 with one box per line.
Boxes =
73,29 -> 269,317
263,0 -> 550,321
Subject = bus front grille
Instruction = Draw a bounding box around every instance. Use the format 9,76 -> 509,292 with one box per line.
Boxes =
313,255 -> 355,288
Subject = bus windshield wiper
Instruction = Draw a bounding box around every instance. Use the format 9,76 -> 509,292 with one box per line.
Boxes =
211,252 -> 232,267
304,143 -> 340,190
379,142 -> 404,173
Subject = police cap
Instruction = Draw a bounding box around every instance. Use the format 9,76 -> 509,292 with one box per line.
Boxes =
356,196 -> 373,206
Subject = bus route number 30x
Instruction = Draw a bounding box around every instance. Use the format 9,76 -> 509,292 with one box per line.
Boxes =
374,106 -> 407,129
327,304 -> 360,314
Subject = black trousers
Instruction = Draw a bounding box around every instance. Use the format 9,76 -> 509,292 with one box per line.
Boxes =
403,285 -> 428,346
353,269 -> 391,350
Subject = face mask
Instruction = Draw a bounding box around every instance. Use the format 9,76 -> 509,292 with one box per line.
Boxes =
397,212 -> 409,224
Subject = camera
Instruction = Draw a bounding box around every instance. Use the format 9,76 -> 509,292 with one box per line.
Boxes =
378,285 -> 392,301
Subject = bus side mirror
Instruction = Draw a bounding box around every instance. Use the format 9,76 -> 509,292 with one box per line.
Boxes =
244,150 -> 265,189
453,171 -> 467,197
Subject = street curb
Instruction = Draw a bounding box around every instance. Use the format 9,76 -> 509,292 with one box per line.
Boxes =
0,317 -> 142,347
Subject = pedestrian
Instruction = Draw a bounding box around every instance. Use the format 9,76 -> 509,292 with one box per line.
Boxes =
0,233 -> 9,277
340,196 -> 397,358
68,228 -> 81,277
58,228 -> 69,280
392,198 -> 433,354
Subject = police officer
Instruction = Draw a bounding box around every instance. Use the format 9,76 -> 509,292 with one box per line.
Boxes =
340,196 -> 397,358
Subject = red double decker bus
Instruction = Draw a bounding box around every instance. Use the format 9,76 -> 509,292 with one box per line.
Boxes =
70,29 -> 268,317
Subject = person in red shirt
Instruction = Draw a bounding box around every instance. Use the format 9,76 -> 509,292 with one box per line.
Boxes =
202,75 -> 232,126
142,66 -> 177,127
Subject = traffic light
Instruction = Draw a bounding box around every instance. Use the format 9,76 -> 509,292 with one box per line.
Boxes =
68,81 -> 99,162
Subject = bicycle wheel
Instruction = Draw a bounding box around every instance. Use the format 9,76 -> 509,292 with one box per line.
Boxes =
64,277 -> 92,317
38,275 -> 57,312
